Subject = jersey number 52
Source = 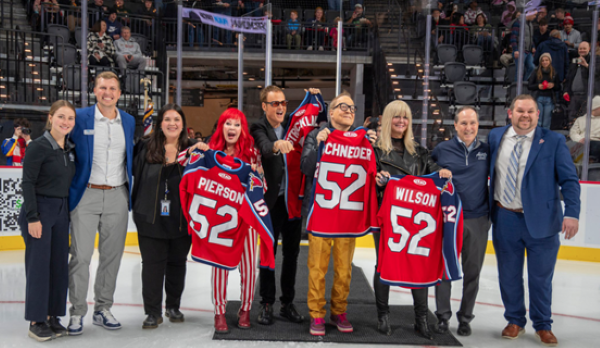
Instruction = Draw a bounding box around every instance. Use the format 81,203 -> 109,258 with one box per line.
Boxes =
188,194 -> 237,247
388,206 -> 436,257
315,162 -> 366,211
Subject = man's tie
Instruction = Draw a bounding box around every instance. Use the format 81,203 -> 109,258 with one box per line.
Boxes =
503,135 -> 527,204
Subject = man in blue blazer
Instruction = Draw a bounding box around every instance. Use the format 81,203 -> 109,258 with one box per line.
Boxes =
488,94 -> 580,347
67,71 -> 136,335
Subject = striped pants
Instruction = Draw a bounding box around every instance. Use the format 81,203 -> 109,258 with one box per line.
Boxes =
212,228 -> 258,315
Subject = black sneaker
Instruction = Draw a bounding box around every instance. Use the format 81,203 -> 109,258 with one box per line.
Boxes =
48,317 -> 67,337
280,303 -> 304,323
29,322 -> 55,342
257,304 -> 274,325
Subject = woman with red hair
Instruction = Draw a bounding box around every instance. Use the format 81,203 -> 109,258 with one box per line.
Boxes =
195,107 -> 263,333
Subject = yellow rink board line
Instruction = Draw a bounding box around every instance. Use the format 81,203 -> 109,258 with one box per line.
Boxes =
1,233 -> 599,263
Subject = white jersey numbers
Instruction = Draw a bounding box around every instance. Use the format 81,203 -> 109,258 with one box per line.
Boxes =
315,162 -> 367,211
388,206 -> 436,257
189,194 -> 237,247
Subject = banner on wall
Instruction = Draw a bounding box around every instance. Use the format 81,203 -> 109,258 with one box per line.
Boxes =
0,167 -> 23,236
182,8 -> 268,34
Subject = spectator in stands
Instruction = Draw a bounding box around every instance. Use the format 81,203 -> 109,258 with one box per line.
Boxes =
346,4 -> 372,48
432,8 -> 448,45
42,0 -> 62,25
564,42 -> 600,122
549,8 -> 566,30
471,13 -> 492,49
2,118 -> 32,167
105,9 -> 123,40
464,1 -> 486,26
534,30 -> 570,82
58,0 -> 81,33
213,1 -> 233,45
528,53 -> 560,129
113,0 -> 131,24
87,20 -> 116,67
18,100 -> 76,342
533,18 -> 550,48
140,0 -> 156,38
441,2 -> 456,21
501,1 -> 516,27
570,96 -> 600,161
535,6 -> 547,24
560,16 -> 582,58
114,27 -> 146,76
450,12 -> 468,49
329,17 -> 343,51
510,10 -> 536,80
31,0 -> 42,31
286,10 -> 301,50
187,127 -> 195,139
242,0 -> 263,15
194,132 -> 203,141
307,7 -> 327,51
89,0 -> 109,26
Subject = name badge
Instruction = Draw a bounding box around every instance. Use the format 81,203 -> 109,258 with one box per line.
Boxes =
161,200 -> 171,216
84,129 -> 95,135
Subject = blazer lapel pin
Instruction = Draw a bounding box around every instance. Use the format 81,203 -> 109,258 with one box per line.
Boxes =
539,139 -> 545,145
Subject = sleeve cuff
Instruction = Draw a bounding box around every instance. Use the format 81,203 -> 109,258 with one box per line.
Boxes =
564,216 -> 579,221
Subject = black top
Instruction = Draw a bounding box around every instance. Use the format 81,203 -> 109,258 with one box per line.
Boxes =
132,138 -> 197,239
391,138 -> 405,157
22,131 -> 76,223
250,115 -> 288,209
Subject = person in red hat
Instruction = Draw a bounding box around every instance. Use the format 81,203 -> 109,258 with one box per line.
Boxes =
559,16 -> 582,58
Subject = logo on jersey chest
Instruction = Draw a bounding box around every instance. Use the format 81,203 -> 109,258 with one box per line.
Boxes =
219,173 -> 232,180
249,173 -> 264,192
188,151 -> 204,165
413,178 -> 427,186
343,131 -> 358,138
476,152 -> 487,161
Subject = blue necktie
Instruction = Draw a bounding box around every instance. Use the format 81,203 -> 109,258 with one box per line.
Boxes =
503,135 -> 527,204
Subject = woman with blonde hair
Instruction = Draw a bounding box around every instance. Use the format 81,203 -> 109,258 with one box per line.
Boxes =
372,100 -> 451,338
18,100 -> 77,341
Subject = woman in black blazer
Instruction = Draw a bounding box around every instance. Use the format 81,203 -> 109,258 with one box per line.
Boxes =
19,100 -> 76,341
132,104 -> 197,329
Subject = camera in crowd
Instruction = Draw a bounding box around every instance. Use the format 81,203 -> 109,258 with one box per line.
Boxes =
21,127 -> 31,136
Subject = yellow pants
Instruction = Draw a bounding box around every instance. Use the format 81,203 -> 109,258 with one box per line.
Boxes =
307,234 -> 356,319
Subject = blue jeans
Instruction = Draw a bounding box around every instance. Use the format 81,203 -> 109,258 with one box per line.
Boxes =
513,51 -> 535,81
537,96 -> 553,130
188,24 -> 204,47
476,34 -> 492,51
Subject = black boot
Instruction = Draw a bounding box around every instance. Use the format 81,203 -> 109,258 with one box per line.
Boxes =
377,314 -> 392,336
373,268 -> 390,315
414,315 -> 434,340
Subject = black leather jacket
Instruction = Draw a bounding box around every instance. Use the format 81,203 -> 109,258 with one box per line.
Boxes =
374,141 -> 441,204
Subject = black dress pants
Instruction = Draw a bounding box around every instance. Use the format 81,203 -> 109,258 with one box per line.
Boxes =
19,197 -> 70,322
138,234 -> 192,316
259,195 -> 302,305
372,232 -> 429,318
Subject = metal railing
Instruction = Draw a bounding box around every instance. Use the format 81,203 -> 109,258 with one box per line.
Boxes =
435,25 -> 495,61
161,18 -> 371,52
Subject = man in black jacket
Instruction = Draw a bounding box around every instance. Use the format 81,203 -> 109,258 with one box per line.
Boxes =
250,85 -> 306,325
563,42 -> 600,121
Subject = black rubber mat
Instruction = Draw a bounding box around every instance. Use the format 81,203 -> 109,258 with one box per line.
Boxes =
213,246 -> 462,346
255,245 -> 376,304
214,302 -> 462,346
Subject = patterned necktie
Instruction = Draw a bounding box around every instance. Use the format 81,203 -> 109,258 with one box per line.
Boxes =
503,135 -> 527,204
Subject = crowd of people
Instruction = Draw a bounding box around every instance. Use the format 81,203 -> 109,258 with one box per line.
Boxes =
12,67 -> 581,348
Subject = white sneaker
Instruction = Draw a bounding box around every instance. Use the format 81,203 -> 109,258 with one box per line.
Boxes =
307,46 -> 313,50
318,46 -> 324,51
93,309 -> 122,330
68,315 -> 84,336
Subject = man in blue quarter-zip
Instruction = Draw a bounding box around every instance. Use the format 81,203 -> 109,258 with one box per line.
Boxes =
430,106 -> 491,337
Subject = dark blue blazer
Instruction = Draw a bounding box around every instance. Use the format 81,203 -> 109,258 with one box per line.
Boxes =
68,105 -> 135,211
488,126 -> 580,239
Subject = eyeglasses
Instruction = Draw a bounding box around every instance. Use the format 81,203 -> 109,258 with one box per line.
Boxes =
333,103 -> 357,113
264,100 -> 288,107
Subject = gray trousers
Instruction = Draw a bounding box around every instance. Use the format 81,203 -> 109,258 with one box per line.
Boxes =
435,215 -> 491,323
115,55 -> 147,75
68,186 -> 129,316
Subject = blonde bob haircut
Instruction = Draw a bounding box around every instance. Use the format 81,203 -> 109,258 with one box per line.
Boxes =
376,100 -> 416,156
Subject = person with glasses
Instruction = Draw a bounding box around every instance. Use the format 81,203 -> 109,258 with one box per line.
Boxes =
300,91 -> 377,336
250,85 -> 321,326
372,100 -> 451,338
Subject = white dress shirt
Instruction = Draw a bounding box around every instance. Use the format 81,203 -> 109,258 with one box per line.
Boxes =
494,127 -> 535,210
89,106 -> 127,186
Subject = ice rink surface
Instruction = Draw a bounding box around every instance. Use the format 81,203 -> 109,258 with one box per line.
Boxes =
1,245 -> 599,348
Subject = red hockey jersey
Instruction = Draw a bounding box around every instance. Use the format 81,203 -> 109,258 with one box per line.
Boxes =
180,150 -> 276,270
306,127 -> 379,237
377,174 -> 464,288
283,92 -> 327,220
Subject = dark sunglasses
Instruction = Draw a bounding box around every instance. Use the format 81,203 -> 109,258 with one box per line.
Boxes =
264,100 -> 289,107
